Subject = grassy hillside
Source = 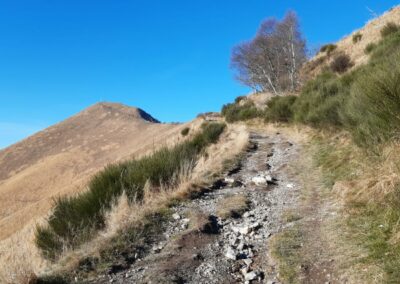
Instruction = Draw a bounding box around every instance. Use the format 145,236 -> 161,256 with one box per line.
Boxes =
222,18 -> 400,283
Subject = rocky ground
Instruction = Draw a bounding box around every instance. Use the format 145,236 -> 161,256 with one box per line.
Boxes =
94,130 -> 302,284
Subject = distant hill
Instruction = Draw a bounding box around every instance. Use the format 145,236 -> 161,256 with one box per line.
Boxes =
0,102 -> 190,240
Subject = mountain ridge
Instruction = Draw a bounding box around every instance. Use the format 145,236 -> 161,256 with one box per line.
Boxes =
0,102 -> 191,241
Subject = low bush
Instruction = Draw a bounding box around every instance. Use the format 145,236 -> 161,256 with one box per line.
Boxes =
343,55 -> 400,146
381,22 -> 399,38
292,71 -> 352,128
352,32 -> 362,43
364,43 -> 376,54
369,30 -> 400,64
36,122 -> 226,260
320,44 -> 337,55
330,54 -> 353,73
234,96 -> 246,104
264,95 -> 297,122
181,127 -> 190,136
221,101 -> 261,122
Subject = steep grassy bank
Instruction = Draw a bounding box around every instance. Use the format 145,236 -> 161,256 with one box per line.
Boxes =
311,132 -> 400,283
36,122 -> 226,260
222,28 -> 400,149
224,24 -> 400,283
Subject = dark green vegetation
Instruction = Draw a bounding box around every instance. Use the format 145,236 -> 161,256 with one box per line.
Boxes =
223,28 -> 400,148
264,95 -> 297,123
330,54 -> 353,73
319,43 -> 337,55
352,32 -> 363,43
381,22 -> 399,37
221,100 -> 261,123
181,127 -> 190,136
364,42 -> 376,54
36,122 -> 226,260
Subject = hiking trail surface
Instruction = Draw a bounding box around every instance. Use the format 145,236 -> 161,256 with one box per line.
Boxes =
91,129 -> 335,284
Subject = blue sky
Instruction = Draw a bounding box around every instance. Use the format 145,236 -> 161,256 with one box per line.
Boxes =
0,0 -> 399,149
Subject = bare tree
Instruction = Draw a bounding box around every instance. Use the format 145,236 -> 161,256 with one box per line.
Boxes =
231,11 -> 307,94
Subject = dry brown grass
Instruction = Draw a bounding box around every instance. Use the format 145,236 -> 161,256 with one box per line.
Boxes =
216,194 -> 249,219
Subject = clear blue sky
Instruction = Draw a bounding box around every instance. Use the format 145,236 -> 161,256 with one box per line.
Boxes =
0,0 -> 398,149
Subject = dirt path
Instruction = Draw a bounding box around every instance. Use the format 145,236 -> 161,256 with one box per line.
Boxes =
92,129 -> 328,284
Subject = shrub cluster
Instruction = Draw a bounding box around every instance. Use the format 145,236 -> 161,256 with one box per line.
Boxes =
364,42 -> 376,54
36,122 -> 226,259
381,22 -> 399,38
330,54 -> 353,73
352,32 -> 362,43
264,96 -> 297,123
181,127 -> 190,136
221,101 -> 261,122
223,28 -> 400,149
319,44 -> 337,55
293,29 -> 400,147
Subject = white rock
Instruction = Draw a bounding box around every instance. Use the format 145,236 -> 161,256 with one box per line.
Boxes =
265,175 -> 273,182
225,247 -> 237,260
243,259 -> 253,266
231,226 -> 240,233
286,183 -> 294,188
252,176 -> 268,185
241,267 -> 249,276
245,271 -> 258,281
172,213 -> 181,220
250,222 -> 261,229
237,241 -> 245,251
224,177 -> 235,183
229,236 -> 239,246
247,248 -> 254,258
239,226 -> 251,235
181,218 -> 190,223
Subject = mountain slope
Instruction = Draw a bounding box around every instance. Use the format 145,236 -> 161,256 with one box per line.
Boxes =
304,5 -> 400,77
0,102 -> 189,241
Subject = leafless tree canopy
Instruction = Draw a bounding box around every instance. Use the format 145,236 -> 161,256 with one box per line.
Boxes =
231,11 -> 307,95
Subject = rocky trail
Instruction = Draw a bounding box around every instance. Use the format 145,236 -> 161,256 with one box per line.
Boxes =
95,130 -> 303,284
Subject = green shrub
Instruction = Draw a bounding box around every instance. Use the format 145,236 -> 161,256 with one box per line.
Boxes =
36,122 -> 226,259
181,127 -> 190,136
234,96 -> 247,104
264,96 -> 297,122
221,101 -> 261,122
369,30 -> 400,64
293,71 -> 354,128
330,54 -> 353,73
381,22 -> 399,38
320,44 -> 337,55
343,55 -> 400,146
364,43 -> 377,54
352,32 -> 363,43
